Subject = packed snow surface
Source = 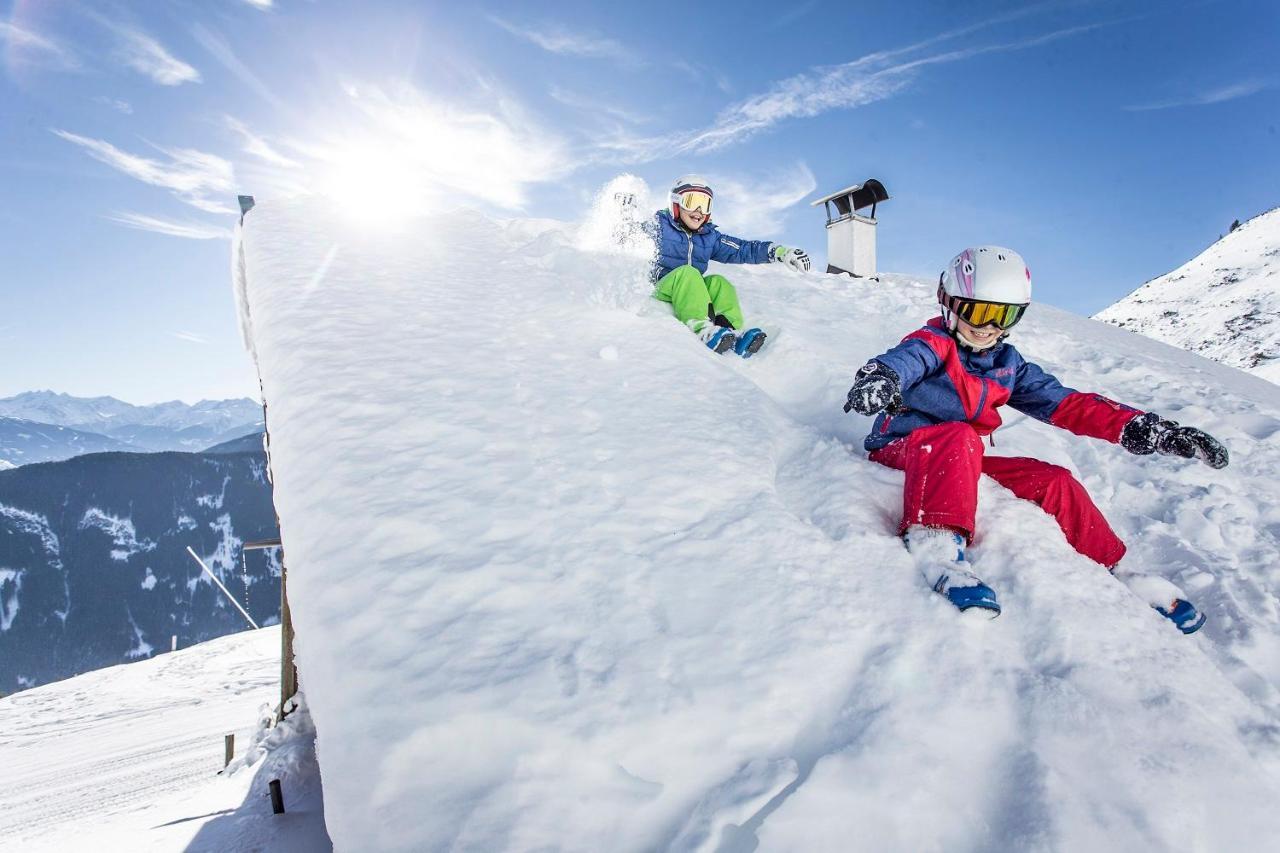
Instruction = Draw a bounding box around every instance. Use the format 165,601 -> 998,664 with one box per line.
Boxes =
0,627 -> 329,851
1096,207 -> 1280,383
236,188 -> 1280,852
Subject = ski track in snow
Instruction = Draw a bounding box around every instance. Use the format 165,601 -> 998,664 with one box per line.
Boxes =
235,193 -> 1280,852
0,629 -> 283,850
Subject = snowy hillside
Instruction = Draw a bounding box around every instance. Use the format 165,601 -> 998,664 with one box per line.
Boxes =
235,188 -> 1280,852
0,627 -> 329,852
0,448 -> 278,693
1096,208 -> 1280,383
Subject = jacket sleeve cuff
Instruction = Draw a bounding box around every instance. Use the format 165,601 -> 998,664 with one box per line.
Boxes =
1048,392 -> 1143,443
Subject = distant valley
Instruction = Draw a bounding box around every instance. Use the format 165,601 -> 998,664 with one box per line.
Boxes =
0,392 -> 277,693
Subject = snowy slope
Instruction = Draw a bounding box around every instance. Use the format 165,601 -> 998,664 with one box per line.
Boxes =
1096,208 -> 1280,383
235,188 -> 1280,852
0,626 -> 329,852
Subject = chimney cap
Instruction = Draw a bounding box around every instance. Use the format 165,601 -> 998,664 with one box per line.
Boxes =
810,179 -> 889,211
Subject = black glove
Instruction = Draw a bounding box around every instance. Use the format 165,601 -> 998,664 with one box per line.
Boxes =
844,361 -> 904,415
1120,412 -> 1229,469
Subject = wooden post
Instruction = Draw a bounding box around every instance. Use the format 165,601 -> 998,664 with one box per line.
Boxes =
280,554 -> 298,719
243,537 -> 294,720
224,733 -> 235,768
269,778 -> 285,814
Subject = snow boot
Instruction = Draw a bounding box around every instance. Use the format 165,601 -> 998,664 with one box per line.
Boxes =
734,327 -> 767,358
1114,568 -> 1206,634
1156,599 -> 1207,634
903,525 -> 1000,618
695,323 -> 737,354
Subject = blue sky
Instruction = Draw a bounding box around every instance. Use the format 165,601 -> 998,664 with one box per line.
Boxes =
2,0 -> 1276,404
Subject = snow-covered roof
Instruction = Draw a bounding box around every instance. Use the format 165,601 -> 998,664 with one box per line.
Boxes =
234,191 -> 1280,851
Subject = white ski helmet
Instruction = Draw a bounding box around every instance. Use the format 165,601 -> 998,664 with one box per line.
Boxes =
938,246 -> 1031,347
671,175 -> 714,220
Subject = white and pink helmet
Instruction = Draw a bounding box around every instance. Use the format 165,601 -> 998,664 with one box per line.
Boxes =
938,246 -> 1032,338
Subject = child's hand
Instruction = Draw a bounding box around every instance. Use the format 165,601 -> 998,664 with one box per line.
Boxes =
1120,413 -> 1229,469
771,244 -> 811,272
844,361 -> 904,415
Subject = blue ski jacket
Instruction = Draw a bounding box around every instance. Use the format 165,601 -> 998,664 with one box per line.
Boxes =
863,319 -> 1143,452
649,209 -> 775,281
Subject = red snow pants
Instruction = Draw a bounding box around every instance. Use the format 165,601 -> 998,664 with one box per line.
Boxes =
868,421 -> 1126,567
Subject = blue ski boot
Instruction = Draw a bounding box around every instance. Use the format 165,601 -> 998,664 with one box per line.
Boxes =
903,525 -> 1001,618
695,323 -> 737,354
1156,599 -> 1207,634
734,327 -> 767,358
1113,568 -> 1206,635
1116,563 -> 1203,630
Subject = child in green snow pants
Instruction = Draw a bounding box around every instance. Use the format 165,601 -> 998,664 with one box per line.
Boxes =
653,264 -> 745,331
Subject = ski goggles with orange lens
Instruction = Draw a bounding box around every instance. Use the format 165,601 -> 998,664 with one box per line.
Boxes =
939,288 -> 1029,330
673,189 -> 713,214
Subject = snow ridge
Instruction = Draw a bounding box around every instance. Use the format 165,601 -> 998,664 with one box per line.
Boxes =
0,502 -> 68,623
79,508 -> 158,561
1096,207 -> 1280,383
237,190 -> 1280,852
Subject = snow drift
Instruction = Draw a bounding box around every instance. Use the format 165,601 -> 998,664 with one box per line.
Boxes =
1096,207 -> 1280,384
234,187 -> 1280,852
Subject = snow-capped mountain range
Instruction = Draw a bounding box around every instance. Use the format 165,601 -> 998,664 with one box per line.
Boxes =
0,416 -> 137,467
1096,207 -> 1280,383
0,392 -> 263,462
0,390 -> 261,432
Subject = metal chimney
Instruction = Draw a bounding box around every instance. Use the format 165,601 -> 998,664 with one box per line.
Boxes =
810,179 -> 889,278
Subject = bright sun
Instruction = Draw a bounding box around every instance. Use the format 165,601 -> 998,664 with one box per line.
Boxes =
319,138 -> 431,228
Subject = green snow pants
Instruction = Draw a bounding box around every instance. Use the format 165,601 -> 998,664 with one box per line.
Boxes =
653,265 -> 746,331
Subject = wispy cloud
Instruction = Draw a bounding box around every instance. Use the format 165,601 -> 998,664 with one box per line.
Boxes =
191,24 -> 284,109
488,15 -> 638,65
114,28 -> 200,85
595,13 -> 1112,162
0,21 -> 78,69
54,130 -> 235,214
226,116 -> 301,168
169,330 -> 210,343
709,163 -> 818,236
95,96 -> 134,114
110,212 -> 231,241
548,86 -> 651,125
1124,79 -> 1272,111
240,0 -> 274,10
773,0 -> 821,28
684,22 -> 1106,154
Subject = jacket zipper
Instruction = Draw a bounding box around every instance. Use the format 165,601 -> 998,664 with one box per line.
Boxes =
974,379 -> 995,446
687,232 -> 694,266
975,380 -> 989,421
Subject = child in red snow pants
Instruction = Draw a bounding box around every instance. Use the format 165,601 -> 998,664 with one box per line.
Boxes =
868,420 -> 1127,567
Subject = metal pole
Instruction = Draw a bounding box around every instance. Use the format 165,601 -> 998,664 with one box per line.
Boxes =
186,546 -> 260,630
